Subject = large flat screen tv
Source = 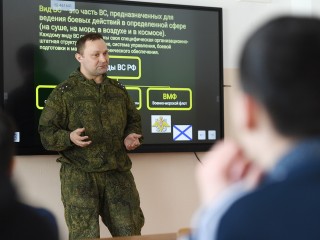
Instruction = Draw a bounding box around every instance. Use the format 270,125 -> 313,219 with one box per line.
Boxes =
1,0 -> 224,155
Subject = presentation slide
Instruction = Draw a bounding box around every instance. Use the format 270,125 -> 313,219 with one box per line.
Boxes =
2,0 -> 223,154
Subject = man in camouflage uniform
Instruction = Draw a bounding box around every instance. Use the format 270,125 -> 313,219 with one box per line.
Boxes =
38,33 -> 144,240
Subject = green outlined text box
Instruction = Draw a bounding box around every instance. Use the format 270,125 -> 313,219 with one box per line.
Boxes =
126,87 -> 142,110
147,88 -> 192,111
36,85 -> 56,110
36,85 -> 142,110
108,56 -> 141,80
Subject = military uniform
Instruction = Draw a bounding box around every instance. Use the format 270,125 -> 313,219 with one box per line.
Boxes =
39,69 -> 144,239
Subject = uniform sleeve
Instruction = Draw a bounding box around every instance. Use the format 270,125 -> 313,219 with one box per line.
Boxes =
123,91 -> 143,142
38,88 -> 73,151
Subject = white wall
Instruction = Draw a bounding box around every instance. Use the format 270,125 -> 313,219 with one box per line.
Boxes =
13,152 -> 201,239
12,0 -> 314,239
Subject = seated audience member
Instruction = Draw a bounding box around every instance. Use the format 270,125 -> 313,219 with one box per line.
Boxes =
0,111 -> 59,240
187,16 -> 320,240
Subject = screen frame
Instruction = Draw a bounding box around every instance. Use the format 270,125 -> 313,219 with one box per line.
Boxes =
0,0 -> 224,155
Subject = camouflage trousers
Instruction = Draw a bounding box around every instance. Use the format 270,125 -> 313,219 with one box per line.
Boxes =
60,163 -> 145,240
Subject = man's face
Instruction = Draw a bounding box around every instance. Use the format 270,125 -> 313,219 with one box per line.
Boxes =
76,38 -> 109,79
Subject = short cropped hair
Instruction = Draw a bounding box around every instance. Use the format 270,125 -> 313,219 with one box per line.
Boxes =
239,16 -> 320,138
76,33 -> 104,54
0,111 -> 16,175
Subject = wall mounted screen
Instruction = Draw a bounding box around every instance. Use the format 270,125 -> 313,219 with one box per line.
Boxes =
1,0 -> 224,155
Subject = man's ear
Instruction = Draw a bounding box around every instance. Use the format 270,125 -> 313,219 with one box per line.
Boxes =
75,53 -> 83,63
243,94 -> 259,130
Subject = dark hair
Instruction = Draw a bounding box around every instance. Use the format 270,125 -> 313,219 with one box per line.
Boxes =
240,16 -> 320,138
76,32 -> 104,54
0,111 -> 16,175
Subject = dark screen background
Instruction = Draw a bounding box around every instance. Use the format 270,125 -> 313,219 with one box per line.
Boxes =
1,0 -> 223,154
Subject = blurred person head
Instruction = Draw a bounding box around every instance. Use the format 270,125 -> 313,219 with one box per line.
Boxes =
232,16 -> 320,168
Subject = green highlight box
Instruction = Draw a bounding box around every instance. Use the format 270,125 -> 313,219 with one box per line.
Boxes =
36,85 -> 57,110
147,87 -> 192,111
36,84 -> 142,110
108,56 -> 141,80
126,87 -> 142,110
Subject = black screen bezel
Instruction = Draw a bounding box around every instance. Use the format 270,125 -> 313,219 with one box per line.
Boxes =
0,0 -> 224,155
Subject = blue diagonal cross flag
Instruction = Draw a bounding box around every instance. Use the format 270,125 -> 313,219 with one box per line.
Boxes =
173,125 -> 193,141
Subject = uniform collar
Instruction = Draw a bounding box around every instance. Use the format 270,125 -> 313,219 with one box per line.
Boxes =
71,68 -> 110,86
263,137 -> 320,184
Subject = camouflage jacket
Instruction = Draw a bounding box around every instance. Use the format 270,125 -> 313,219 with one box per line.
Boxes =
38,69 -> 142,172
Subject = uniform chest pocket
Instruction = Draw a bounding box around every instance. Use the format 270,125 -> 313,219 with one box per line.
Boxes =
74,99 -> 100,127
102,93 -> 127,129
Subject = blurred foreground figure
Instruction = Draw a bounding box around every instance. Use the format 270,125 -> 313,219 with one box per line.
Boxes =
188,16 -> 320,240
0,111 -> 59,240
